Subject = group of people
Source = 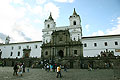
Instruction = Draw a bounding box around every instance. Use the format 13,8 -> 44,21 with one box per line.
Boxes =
44,63 -> 56,72
13,62 -> 67,78
104,62 -> 113,69
44,63 -> 68,78
13,63 -> 25,76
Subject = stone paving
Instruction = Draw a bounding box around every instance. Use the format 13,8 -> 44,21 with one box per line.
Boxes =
0,67 -> 116,80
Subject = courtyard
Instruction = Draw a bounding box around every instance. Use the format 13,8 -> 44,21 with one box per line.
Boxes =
0,67 -> 117,80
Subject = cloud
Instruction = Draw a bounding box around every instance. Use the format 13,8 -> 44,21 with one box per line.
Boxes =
0,0 -> 29,43
0,1 -> 30,43
0,0 -> 26,34
32,6 -> 43,15
106,24 -> 120,35
117,17 -> 120,24
34,19 -> 42,24
106,17 -> 120,35
44,2 -> 59,20
25,2 -> 59,19
0,0 -> 60,43
36,0 -> 47,4
10,19 -> 43,42
15,30 -> 32,41
11,0 -> 24,5
90,17 -> 120,36
85,24 -> 90,32
0,33 -> 7,43
69,0 -> 74,3
111,19 -> 114,22
91,30 -> 104,36
54,0 -> 74,3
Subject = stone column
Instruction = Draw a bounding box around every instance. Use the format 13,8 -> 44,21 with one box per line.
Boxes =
68,47 -> 70,56
66,47 -> 68,57
69,47 -> 70,56
55,47 -> 57,56
52,48 -> 54,57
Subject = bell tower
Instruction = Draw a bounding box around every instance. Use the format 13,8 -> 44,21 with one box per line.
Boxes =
69,8 -> 81,27
69,8 -> 82,41
44,12 -> 56,29
42,12 -> 56,43
5,36 -> 10,44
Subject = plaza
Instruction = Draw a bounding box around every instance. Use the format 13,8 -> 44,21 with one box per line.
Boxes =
0,67 -> 116,80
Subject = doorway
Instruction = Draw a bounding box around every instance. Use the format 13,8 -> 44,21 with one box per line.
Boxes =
58,50 -> 64,58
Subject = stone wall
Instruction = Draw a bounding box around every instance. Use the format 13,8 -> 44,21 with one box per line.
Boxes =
0,56 -> 120,69
0,58 -> 40,67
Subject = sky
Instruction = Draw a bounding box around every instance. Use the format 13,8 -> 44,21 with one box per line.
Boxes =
0,0 -> 120,43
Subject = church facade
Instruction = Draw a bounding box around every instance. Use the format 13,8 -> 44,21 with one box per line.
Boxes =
41,9 -> 83,61
0,8 -> 120,60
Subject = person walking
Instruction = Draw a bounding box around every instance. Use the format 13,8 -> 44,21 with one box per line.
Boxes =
88,63 -> 92,71
13,63 -> 18,76
50,64 -> 53,72
53,64 -> 55,72
47,63 -> 50,72
18,63 -> 23,76
64,64 -> 67,72
23,63 -> 25,73
56,65 -> 62,78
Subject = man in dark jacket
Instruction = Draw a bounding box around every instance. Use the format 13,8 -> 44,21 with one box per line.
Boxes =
13,63 -> 18,76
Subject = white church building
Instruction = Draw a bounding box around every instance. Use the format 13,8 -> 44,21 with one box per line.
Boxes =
0,8 -> 120,59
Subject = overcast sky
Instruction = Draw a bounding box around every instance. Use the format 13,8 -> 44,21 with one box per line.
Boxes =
0,0 -> 120,43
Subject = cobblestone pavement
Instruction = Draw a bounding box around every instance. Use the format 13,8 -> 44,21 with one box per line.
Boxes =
0,67 -> 115,80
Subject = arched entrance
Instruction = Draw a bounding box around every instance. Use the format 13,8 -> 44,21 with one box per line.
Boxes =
23,49 -> 31,58
58,50 -> 64,58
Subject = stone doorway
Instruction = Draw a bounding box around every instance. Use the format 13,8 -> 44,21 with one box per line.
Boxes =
58,50 -> 64,58
23,49 -> 31,58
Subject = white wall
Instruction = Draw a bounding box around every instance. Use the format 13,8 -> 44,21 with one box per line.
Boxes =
1,35 -> 120,58
82,36 -> 120,57
0,41 -> 42,59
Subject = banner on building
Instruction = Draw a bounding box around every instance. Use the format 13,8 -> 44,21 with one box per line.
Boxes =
115,49 -> 120,52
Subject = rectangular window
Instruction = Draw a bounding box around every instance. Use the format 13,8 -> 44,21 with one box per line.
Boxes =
94,43 -> 97,47
27,45 -> 29,49
59,37 -> 62,41
35,45 -> 37,49
74,50 -> 77,54
10,52 -> 13,56
84,43 -> 87,47
104,42 -> 107,46
18,52 -> 20,56
11,47 -> 14,50
18,46 -> 21,49
115,42 -> 118,45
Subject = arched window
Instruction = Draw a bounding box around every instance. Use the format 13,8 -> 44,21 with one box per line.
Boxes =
104,42 -> 108,46
10,52 -> 13,56
73,21 -> 76,25
18,52 -> 20,56
84,43 -> 87,47
47,24 -> 50,28
46,40 -> 48,43
74,50 -> 77,54
45,51 -> 48,55
74,38 -> 76,41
